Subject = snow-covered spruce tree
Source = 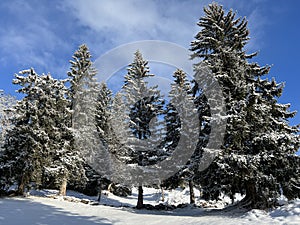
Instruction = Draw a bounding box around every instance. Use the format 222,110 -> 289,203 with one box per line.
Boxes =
67,44 -> 98,108
95,83 -> 116,152
96,83 -> 111,134
94,91 -> 134,197
122,50 -> 165,209
190,3 -> 300,209
67,44 -> 100,134
109,92 -> 132,161
86,82 -> 122,197
163,69 -> 200,204
0,91 -> 16,193
0,69 -> 51,194
0,90 -> 16,152
244,79 -> 300,203
41,75 -> 86,196
66,44 -> 100,195
79,83 -> 113,197
164,69 -> 191,153
0,69 -> 85,195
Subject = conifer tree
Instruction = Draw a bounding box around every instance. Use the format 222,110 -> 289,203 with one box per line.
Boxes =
95,82 -> 112,147
0,91 -> 16,152
0,69 -> 51,194
191,3 -> 300,209
66,44 -> 100,195
95,82 -> 127,160
122,50 -> 165,209
164,69 -> 191,153
0,69 -> 85,195
92,83 -> 123,189
109,92 -> 132,161
163,69 -> 199,203
67,44 -> 98,107
42,74 -> 86,196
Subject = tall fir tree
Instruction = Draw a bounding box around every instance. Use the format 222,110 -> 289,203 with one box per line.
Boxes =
109,92 -> 132,161
1,69 -> 51,194
95,82 -> 129,160
42,74 -> 86,196
122,50 -> 165,209
95,82 -> 113,147
163,69 -> 200,204
164,69 -> 191,153
66,44 -> 100,195
190,3 -> 300,209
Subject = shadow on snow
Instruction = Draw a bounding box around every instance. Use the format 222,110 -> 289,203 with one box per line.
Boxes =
0,197 -> 114,225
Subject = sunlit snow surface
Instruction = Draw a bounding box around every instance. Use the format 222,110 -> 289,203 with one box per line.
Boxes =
0,188 -> 299,225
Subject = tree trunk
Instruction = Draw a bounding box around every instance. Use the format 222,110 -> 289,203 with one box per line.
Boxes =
136,185 -> 144,209
97,189 -> 102,202
160,185 -> 165,202
230,193 -> 234,204
17,182 -> 25,196
189,180 -> 195,204
108,183 -> 113,193
17,173 -> 29,196
58,176 -> 67,196
241,180 -> 269,209
97,181 -> 102,202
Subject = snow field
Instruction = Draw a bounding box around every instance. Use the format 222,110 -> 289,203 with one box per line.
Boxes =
0,187 -> 299,225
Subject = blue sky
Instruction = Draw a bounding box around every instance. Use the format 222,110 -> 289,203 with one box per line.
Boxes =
0,0 -> 299,128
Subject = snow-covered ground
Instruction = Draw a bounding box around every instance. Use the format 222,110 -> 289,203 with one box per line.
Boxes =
0,188 -> 299,225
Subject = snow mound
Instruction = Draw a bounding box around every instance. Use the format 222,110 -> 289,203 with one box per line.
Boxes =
243,199 -> 300,225
270,199 -> 300,223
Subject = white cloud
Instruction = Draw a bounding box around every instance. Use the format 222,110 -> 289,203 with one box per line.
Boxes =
69,1 -> 159,31
62,0 -> 210,48
62,0 -> 210,90
60,0 -> 269,94
0,0 -> 72,78
0,0 -> 269,83
0,25 -> 64,69
62,0 -> 269,56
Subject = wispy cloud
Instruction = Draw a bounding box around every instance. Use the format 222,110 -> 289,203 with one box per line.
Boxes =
212,0 -> 270,52
62,0 -> 211,48
62,0 -> 211,88
0,0 -> 269,85
61,0 -> 269,59
61,0 -> 269,89
0,0 -> 72,77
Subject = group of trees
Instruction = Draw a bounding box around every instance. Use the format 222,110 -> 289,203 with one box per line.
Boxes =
0,3 -> 299,210
0,46 -> 90,196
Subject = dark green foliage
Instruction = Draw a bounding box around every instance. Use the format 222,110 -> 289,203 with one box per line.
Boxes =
0,69 -> 85,194
191,3 -> 300,209
66,44 -> 102,194
122,50 -> 165,166
122,50 -> 166,208
164,69 -> 191,153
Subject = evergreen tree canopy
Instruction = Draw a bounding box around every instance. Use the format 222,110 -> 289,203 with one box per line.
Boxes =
164,69 -> 191,154
123,50 -> 164,142
0,91 -> 16,152
121,50 -> 166,208
66,44 -> 100,195
191,3 -> 300,209
0,69 -> 85,194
